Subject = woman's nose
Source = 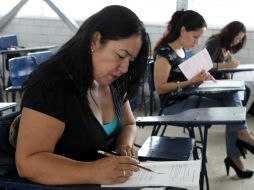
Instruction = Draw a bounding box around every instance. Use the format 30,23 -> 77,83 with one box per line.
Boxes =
118,59 -> 130,74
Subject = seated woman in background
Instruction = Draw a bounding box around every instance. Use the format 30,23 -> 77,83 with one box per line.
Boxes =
153,10 -> 254,178
15,5 -> 150,185
205,21 -> 250,106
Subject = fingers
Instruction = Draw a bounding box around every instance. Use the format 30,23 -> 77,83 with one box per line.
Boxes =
119,169 -> 134,177
115,155 -> 139,167
116,146 -> 139,160
125,147 -> 138,160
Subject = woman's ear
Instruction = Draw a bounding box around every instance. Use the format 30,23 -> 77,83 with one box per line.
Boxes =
180,26 -> 187,35
91,32 -> 102,50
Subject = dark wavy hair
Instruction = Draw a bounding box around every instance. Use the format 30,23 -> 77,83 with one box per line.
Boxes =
154,10 -> 207,51
24,5 -> 150,102
217,21 -> 246,54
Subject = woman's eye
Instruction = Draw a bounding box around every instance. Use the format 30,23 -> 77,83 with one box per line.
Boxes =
117,53 -> 126,60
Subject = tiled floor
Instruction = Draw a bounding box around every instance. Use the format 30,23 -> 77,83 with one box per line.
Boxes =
134,108 -> 254,190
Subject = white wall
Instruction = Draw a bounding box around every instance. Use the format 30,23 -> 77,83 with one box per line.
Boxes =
0,17 -> 254,63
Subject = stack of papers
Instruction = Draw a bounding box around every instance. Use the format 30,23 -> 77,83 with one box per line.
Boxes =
102,160 -> 201,189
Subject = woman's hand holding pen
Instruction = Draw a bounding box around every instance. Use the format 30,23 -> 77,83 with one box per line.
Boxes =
91,155 -> 139,184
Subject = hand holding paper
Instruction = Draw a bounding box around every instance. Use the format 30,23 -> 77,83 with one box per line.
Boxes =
179,48 -> 213,80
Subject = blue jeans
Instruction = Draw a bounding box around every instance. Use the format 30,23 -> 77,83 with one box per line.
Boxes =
162,92 -> 246,157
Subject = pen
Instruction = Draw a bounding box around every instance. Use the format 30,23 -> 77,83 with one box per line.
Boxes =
98,150 -> 154,172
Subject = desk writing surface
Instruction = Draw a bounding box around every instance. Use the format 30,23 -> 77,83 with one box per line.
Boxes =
198,80 -> 244,89
136,107 -> 246,126
103,160 -> 201,189
168,84 -> 245,98
218,64 -> 254,73
0,102 -> 17,112
0,44 -> 57,54
0,177 -> 186,190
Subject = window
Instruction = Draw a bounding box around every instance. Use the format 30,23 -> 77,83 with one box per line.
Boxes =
189,0 -> 254,28
0,0 -> 177,24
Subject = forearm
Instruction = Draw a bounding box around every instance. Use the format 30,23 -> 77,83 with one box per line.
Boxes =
16,152 -> 95,185
115,124 -> 137,149
213,62 -> 224,69
156,80 -> 193,94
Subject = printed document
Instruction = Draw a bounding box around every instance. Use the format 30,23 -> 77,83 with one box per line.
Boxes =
102,160 -> 201,189
179,48 -> 213,80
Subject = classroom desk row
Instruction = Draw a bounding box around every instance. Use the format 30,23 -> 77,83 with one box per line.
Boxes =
136,107 -> 246,190
0,81 -> 247,190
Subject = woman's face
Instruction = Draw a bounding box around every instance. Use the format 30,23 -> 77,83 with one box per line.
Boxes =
180,26 -> 206,49
231,31 -> 245,46
91,33 -> 142,86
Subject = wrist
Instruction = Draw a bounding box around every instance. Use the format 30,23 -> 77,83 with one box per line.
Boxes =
115,144 -> 131,152
176,81 -> 182,92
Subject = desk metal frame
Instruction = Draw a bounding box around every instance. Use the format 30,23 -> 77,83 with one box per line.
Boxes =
136,107 -> 246,190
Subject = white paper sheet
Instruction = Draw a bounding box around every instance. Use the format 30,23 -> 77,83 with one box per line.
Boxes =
198,80 -> 244,88
102,160 -> 201,189
179,48 -> 213,80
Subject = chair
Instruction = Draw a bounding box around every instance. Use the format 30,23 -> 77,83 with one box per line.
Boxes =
147,58 -> 157,116
5,56 -> 37,102
0,111 -> 20,178
131,57 -> 157,116
142,58 -> 209,186
0,35 -> 23,97
28,50 -> 53,66
138,58 -> 197,165
0,35 -> 18,50
0,34 -> 24,71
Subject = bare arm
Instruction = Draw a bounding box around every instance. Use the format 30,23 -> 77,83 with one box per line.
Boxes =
213,59 -> 240,70
115,100 -> 138,159
16,107 -> 139,185
154,57 -> 210,95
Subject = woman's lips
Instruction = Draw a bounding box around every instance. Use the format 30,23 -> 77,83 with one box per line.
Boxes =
111,75 -> 119,81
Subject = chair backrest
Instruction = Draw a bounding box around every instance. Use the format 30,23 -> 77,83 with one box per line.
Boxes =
147,58 -> 155,92
186,50 -> 193,58
28,50 -> 53,66
0,35 -> 18,50
8,56 -> 37,86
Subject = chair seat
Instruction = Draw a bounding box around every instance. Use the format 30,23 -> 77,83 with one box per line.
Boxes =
138,136 -> 195,161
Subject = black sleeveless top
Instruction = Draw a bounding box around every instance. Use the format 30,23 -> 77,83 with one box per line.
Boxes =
21,75 -> 123,161
205,36 -> 231,79
154,44 -> 189,107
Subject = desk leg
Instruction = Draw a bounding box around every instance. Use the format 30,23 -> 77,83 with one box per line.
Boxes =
199,125 -> 210,190
2,54 -> 6,89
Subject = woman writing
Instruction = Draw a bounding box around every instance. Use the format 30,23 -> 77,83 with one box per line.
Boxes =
205,21 -> 250,106
153,10 -> 254,178
15,5 -> 150,185
205,21 -> 246,79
